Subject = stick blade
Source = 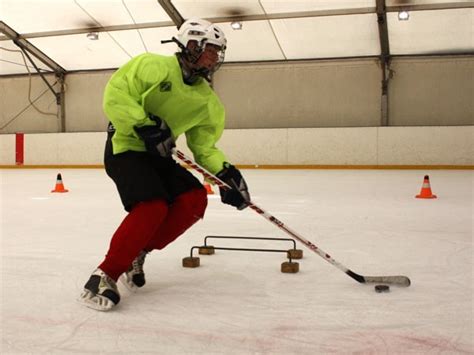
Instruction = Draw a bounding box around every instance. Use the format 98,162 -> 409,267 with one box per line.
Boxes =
364,275 -> 411,287
347,270 -> 411,286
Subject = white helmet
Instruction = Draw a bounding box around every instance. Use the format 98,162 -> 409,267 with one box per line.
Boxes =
177,18 -> 227,50
174,18 -> 227,83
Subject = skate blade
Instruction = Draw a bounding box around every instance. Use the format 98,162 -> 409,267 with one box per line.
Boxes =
78,290 -> 116,311
119,275 -> 138,293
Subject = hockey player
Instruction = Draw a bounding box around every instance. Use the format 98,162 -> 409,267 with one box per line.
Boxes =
79,18 -> 250,311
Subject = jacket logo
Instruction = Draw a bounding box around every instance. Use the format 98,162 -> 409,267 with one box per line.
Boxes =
160,81 -> 172,92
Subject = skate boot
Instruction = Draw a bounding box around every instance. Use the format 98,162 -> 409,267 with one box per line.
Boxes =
120,250 -> 148,292
78,268 -> 120,311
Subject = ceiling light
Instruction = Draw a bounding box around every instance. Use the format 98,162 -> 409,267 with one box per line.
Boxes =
230,21 -> 242,30
86,32 -> 99,40
398,11 -> 409,21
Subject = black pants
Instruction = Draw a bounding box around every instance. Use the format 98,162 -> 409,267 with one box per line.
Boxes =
104,134 -> 203,212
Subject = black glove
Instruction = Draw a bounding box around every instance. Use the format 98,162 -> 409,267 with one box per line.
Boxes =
134,114 -> 175,158
216,163 -> 250,210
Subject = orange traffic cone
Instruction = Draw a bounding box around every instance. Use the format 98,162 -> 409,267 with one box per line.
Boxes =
204,182 -> 214,195
416,175 -> 436,199
51,173 -> 69,193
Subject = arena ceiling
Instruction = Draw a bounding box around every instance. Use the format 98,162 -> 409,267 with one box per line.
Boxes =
0,0 -> 473,75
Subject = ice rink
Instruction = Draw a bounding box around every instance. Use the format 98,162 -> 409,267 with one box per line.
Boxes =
1,168 -> 472,354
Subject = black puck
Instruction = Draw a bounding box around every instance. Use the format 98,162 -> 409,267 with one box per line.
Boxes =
375,285 -> 390,293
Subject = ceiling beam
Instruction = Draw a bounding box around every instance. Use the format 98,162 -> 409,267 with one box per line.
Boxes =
207,7 -> 374,23
386,2 -> 474,12
1,2 -> 473,41
0,8 -> 373,41
376,0 -> 390,60
376,0 -> 390,126
0,20 -> 176,41
0,21 -> 65,74
157,0 -> 184,28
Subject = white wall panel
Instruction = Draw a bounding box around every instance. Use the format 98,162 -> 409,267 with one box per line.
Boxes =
288,127 -> 378,165
23,133 -> 60,165
378,126 -> 474,165
175,129 -> 288,166
23,132 -> 106,165
217,128 -> 288,165
56,132 -> 106,164
0,134 -> 15,165
2,127 -> 471,166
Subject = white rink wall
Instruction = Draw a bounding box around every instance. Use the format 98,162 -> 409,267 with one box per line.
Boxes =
0,133 -> 15,165
0,126 -> 473,166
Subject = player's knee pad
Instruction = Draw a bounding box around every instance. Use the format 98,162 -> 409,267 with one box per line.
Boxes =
179,187 -> 208,219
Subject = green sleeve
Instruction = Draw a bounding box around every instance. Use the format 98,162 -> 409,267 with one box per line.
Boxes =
103,55 -> 168,134
185,121 -> 227,175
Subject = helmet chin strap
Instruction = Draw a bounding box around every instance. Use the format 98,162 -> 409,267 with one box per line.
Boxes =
162,37 -> 214,84
177,54 -> 203,85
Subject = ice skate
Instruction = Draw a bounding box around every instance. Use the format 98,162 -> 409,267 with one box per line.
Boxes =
120,250 -> 148,292
78,268 -> 120,311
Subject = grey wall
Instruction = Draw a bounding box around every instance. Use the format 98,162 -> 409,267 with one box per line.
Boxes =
214,59 -> 382,128
65,72 -> 112,132
0,56 -> 472,134
389,57 -> 474,126
0,74 -> 60,133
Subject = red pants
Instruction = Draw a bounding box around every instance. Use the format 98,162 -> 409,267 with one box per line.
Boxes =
99,188 -> 207,280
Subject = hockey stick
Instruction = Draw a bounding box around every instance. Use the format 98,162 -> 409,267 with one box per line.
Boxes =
173,149 -> 411,287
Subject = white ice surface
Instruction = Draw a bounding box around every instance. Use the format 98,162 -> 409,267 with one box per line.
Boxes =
1,169 -> 472,354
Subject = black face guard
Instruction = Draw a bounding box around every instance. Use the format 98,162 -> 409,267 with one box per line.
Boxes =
162,37 -> 225,83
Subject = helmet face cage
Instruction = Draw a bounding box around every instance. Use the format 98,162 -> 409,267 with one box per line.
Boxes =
187,40 -> 225,65
177,19 -> 227,77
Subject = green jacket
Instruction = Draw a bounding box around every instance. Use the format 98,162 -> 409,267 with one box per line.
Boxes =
103,53 -> 227,174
